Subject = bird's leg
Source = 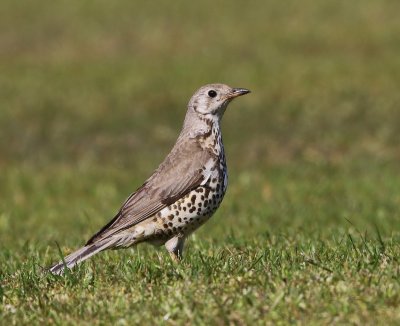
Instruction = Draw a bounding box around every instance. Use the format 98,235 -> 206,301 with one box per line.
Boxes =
165,236 -> 185,263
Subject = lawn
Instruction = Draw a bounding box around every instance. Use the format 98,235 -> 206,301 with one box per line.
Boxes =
1,0 -> 400,324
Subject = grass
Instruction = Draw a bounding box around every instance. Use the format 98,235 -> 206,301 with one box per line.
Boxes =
1,0 -> 400,324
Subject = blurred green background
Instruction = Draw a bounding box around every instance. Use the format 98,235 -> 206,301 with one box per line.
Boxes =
0,0 -> 400,323
1,0 -> 399,243
0,0 -> 400,325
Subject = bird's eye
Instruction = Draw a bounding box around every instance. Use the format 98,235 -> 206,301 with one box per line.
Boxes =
208,90 -> 217,98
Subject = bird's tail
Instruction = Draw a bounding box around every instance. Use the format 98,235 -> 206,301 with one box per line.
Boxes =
49,238 -> 118,275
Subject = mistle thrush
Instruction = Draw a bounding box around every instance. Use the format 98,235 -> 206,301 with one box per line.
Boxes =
49,83 -> 250,274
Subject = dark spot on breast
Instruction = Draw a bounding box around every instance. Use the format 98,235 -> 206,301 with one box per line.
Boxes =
163,224 -> 168,228
168,215 -> 174,221
168,222 -> 173,227
178,218 -> 182,222
187,203 -> 192,208
189,207 -> 196,213
191,195 -> 196,204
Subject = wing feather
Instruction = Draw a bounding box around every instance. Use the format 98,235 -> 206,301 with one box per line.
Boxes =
86,139 -> 215,244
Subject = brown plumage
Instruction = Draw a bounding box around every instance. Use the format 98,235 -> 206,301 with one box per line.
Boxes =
49,83 -> 250,274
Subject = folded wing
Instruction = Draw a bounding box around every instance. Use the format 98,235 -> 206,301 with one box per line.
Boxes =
86,139 -> 216,244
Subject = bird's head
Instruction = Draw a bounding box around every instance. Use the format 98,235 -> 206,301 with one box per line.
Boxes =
180,83 -> 250,139
188,83 -> 250,120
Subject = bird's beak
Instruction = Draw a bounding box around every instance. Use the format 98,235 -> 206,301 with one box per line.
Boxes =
227,88 -> 251,99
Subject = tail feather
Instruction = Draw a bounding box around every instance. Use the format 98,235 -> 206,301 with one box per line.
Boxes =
49,238 -> 118,275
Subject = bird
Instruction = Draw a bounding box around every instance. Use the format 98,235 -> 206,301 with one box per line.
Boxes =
49,83 -> 250,274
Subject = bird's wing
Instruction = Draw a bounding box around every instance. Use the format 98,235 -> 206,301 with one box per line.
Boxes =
86,140 -> 216,244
